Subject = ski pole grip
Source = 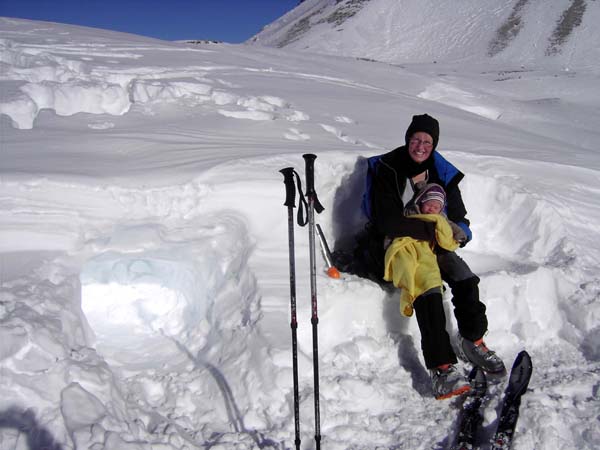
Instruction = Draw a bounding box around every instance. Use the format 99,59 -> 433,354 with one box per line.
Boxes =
303,154 -> 317,195
280,167 -> 296,208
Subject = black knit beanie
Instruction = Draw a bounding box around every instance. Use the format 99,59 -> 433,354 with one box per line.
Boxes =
404,114 -> 440,150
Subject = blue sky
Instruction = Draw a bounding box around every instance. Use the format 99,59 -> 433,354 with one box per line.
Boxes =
0,0 -> 300,43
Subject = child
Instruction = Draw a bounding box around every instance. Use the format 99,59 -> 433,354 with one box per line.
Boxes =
405,182 -> 467,243
383,183 -> 462,317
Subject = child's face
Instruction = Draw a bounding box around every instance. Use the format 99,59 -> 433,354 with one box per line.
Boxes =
420,199 -> 443,214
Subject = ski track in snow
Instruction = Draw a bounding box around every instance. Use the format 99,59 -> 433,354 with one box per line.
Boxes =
1,17 -> 600,450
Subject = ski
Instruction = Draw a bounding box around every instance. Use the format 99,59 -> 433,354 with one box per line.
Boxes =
491,350 -> 533,450
451,366 -> 487,450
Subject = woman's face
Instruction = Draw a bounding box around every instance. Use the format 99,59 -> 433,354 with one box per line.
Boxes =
408,131 -> 434,163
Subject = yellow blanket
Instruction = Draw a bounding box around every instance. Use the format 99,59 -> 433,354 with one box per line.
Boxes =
383,214 -> 459,317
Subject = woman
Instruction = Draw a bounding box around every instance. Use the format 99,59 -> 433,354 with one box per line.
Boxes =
367,114 -> 505,399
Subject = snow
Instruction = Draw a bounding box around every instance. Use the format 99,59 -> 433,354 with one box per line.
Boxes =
1,11 -> 600,450
251,0 -> 600,71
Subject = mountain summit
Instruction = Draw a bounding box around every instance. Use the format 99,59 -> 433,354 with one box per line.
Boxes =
249,0 -> 599,69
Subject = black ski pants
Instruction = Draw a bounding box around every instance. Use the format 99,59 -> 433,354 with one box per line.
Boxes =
413,251 -> 488,369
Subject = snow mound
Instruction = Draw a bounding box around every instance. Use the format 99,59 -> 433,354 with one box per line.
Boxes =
2,150 -> 599,448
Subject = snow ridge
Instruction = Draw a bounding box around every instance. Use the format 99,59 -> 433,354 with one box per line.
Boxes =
0,21 -> 310,129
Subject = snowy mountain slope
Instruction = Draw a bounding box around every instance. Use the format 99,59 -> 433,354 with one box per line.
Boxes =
250,0 -> 600,70
1,16 -> 600,450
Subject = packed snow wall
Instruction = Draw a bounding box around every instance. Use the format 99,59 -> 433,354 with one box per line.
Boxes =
1,152 -> 597,448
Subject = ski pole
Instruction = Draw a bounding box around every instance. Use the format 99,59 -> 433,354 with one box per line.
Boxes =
280,167 -> 302,450
316,223 -> 341,279
302,153 -> 325,449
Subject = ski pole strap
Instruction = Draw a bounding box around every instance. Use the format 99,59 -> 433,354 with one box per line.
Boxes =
302,153 -> 325,215
280,167 -> 309,226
